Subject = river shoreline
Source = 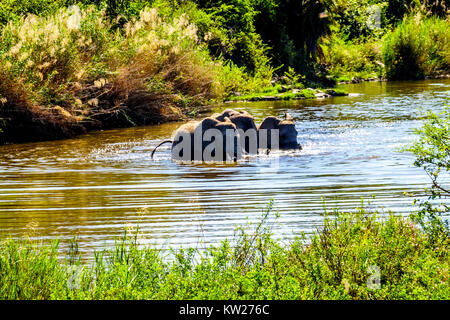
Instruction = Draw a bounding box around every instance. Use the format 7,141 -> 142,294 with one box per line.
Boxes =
1,85 -> 344,145
0,77 -> 448,146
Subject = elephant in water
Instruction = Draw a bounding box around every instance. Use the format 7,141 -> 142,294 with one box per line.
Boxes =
212,109 -> 258,154
151,110 -> 301,160
212,109 -> 240,121
258,113 -> 301,150
151,116 -> 241,161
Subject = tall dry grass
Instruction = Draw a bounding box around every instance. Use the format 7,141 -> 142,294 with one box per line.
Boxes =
0,6 -> 226,143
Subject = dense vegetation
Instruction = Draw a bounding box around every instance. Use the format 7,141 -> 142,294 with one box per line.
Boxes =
1,0 -> 448,79
0,0 -> 448,142
0,205 -> 448,299
0,6 -> 231,143
0,106 -> 449,300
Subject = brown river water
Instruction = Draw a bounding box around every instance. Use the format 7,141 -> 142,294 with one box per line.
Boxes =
0,79 -> 449,256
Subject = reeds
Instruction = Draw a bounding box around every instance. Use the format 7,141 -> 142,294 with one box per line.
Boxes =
0,6 -> 230,143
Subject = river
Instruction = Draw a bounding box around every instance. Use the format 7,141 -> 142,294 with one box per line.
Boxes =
0,79 -> 449,256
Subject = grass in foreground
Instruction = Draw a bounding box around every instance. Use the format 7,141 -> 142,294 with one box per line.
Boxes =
0,205 -> 448,300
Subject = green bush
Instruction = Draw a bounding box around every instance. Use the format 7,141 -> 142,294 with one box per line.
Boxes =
404,106 -> 450,246
333,0 -> 387,40
0,206 -> 448,299
383,14 -> 450,80
321,34 -> 384,81
385,0 -> 449,24
0,0 -> 68,25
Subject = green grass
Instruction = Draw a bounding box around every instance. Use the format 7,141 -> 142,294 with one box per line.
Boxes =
226,86 -> 347,101
321,14 -> 450,82
321,34 -> 384,82
1,205 -> 448,300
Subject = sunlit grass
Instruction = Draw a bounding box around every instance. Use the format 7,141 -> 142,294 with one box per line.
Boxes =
1,204 -> 448,300
383,14 -> 450,80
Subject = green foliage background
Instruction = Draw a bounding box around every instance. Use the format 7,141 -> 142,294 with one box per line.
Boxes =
1,0 -> 447,82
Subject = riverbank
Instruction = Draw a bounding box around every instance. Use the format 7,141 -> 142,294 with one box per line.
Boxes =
225,87 -> 348,102
0,208 -> 448,300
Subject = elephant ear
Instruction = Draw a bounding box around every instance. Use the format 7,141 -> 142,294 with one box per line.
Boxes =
221,109 -> 239,118
231,112 -> 254,121
229,113 -> 257,132
218,117 -> 236,130
285,113 -> 294,122
211,113 -> 222,120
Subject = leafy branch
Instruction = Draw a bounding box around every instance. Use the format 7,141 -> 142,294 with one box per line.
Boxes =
406,106 -> 450,199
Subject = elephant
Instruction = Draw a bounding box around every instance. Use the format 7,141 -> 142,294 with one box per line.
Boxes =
151,116 -> 241,161
258,113 -> 301,150
212,109 -> 258,154
212,109 -> 240,121
213,110 -> 300,151
151,110 -> 301,161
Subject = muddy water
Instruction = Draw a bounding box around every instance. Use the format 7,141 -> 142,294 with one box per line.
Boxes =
0,79 -> 449,255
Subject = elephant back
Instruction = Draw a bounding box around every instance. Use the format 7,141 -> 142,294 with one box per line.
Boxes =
258,116 -> 281,130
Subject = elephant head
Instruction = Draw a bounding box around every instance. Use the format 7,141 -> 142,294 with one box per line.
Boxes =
171,117 -> 241,161
258,113 -> 301,150
212,109 -> 240,122
213,109 -> 258,154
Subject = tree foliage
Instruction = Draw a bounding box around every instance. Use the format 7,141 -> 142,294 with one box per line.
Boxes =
405,106 -> 450,245
0,0 -> 448,83
408,107 -> 450,199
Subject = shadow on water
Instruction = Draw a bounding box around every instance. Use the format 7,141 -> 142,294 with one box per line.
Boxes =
0,79 -> 449,255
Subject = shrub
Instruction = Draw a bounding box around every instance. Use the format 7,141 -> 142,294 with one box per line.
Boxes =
333,0 -> 387,40
0,0 -> 68,25
383,14 -> 450,80
0,207 -> 448,299
321,33 -> 384,81
0,6 -> 228,143
385,0 -> 449,23
404,106 -> 450,246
